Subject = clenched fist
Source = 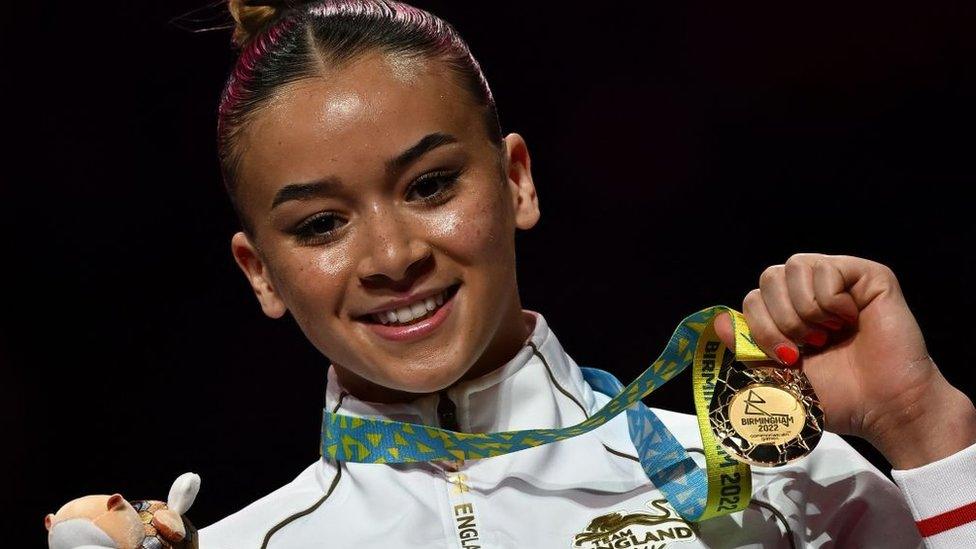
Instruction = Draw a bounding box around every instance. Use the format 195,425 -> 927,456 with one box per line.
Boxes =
713,253 -> 976,468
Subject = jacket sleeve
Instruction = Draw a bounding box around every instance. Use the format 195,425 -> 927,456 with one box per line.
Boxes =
650,409 -> 925,547
890,440 -> 976,547
744,430 -> 924,547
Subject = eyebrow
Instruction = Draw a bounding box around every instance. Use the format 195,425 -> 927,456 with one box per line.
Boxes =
270,132 -> 459,210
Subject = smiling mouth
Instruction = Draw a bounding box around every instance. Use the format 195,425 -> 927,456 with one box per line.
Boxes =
355,282 -> 461,326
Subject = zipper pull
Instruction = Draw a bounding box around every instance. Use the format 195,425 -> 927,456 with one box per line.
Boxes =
435,389 -> 465,471
436,389 -> 461,432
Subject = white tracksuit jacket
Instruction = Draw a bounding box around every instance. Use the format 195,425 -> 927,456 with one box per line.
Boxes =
199,310 -> 976,548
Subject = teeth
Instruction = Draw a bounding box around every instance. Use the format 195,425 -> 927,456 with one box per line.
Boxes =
370,287 -> 453,326
395,306 -> 414,323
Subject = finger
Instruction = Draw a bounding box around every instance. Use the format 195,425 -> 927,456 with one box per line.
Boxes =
811,256 -> 862,323
784,256 -> 847,331
714,311 -> 735,350
759,264 -> 830,349
713,311 -> 780,369
743,288 -> 802,367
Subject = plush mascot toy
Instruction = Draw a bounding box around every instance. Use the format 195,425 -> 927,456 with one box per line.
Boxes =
44,472 -> 201,549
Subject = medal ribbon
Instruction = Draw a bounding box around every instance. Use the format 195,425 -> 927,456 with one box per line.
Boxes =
320,305 -> 771,522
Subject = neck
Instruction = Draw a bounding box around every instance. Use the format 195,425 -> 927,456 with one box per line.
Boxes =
332,300 -> 535,404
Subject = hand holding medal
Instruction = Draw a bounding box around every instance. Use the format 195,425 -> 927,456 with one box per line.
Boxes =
711,253 -> 976,470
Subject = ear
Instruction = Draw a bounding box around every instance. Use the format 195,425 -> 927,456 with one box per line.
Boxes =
106,494 -> 126,511
44,513 -> 55,531
501,133 -> 540,231
231,231 -> 288,319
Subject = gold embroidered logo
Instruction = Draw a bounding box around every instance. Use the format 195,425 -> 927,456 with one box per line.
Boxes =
448,473 -> 470,495
572,499 -> 697,548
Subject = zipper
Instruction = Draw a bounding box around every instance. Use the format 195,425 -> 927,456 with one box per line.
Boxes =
435,389 -> 465,471
437,389 -> 461,432
434,390 -> 483,548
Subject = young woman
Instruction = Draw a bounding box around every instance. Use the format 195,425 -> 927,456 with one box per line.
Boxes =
198,1 -> 976,547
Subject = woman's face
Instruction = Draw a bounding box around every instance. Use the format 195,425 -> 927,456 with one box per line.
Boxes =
229,51 -> 540,401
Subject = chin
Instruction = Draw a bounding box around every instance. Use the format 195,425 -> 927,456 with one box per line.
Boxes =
381,360 -> 468,395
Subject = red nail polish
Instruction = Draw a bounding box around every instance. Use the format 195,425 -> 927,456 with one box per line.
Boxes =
774,343 -> 799,366
804,330 -> 828,347
820,319 -> 843,331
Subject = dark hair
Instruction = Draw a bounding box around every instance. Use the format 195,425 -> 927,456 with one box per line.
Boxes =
218,0 -> 504,237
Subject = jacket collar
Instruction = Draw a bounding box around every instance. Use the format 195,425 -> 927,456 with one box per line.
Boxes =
325,309 -> 588,432
323,309 -> 652,493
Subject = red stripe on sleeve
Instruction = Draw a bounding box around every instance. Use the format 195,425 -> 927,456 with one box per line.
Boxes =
916,501 -> 976,537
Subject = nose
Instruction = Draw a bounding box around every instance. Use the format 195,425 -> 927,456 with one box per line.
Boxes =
355,207 -> 433,288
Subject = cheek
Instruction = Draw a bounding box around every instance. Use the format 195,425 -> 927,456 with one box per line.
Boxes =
274,245 -> 354,318
424,183 -> 510,261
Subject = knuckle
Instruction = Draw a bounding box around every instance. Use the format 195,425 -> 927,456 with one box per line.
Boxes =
785,253 -> 805,265
750,323 -> 778,349
878,263 -> 902,292
788,252 -> 822,266
759,264 -> 784,285
794,299 -> 820,319
779,316 -> 805,336
743,288 -> 762,308
784,259 -> 803,276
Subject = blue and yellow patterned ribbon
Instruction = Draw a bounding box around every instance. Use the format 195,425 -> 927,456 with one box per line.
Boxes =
319,305 -> 771,522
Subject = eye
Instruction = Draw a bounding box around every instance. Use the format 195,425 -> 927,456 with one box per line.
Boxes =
406,169 -> 463,204
294,212 -> 346,244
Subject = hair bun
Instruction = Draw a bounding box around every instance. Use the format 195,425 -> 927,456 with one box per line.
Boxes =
228,0 -> 289,47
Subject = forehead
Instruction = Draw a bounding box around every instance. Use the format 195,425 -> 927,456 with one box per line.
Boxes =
236,52 -> 483,207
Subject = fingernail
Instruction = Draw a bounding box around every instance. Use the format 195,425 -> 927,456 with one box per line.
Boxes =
820,319 -> 843,331
774,343 -> 799,366
804,330 -> 828,347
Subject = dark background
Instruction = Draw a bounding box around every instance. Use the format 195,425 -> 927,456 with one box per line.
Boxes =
4,1 -> 974,545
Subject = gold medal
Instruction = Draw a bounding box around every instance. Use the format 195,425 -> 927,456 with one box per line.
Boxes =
709,355 -> 824,467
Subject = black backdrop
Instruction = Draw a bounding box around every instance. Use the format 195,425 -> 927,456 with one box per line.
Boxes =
4,1 -> 974,545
